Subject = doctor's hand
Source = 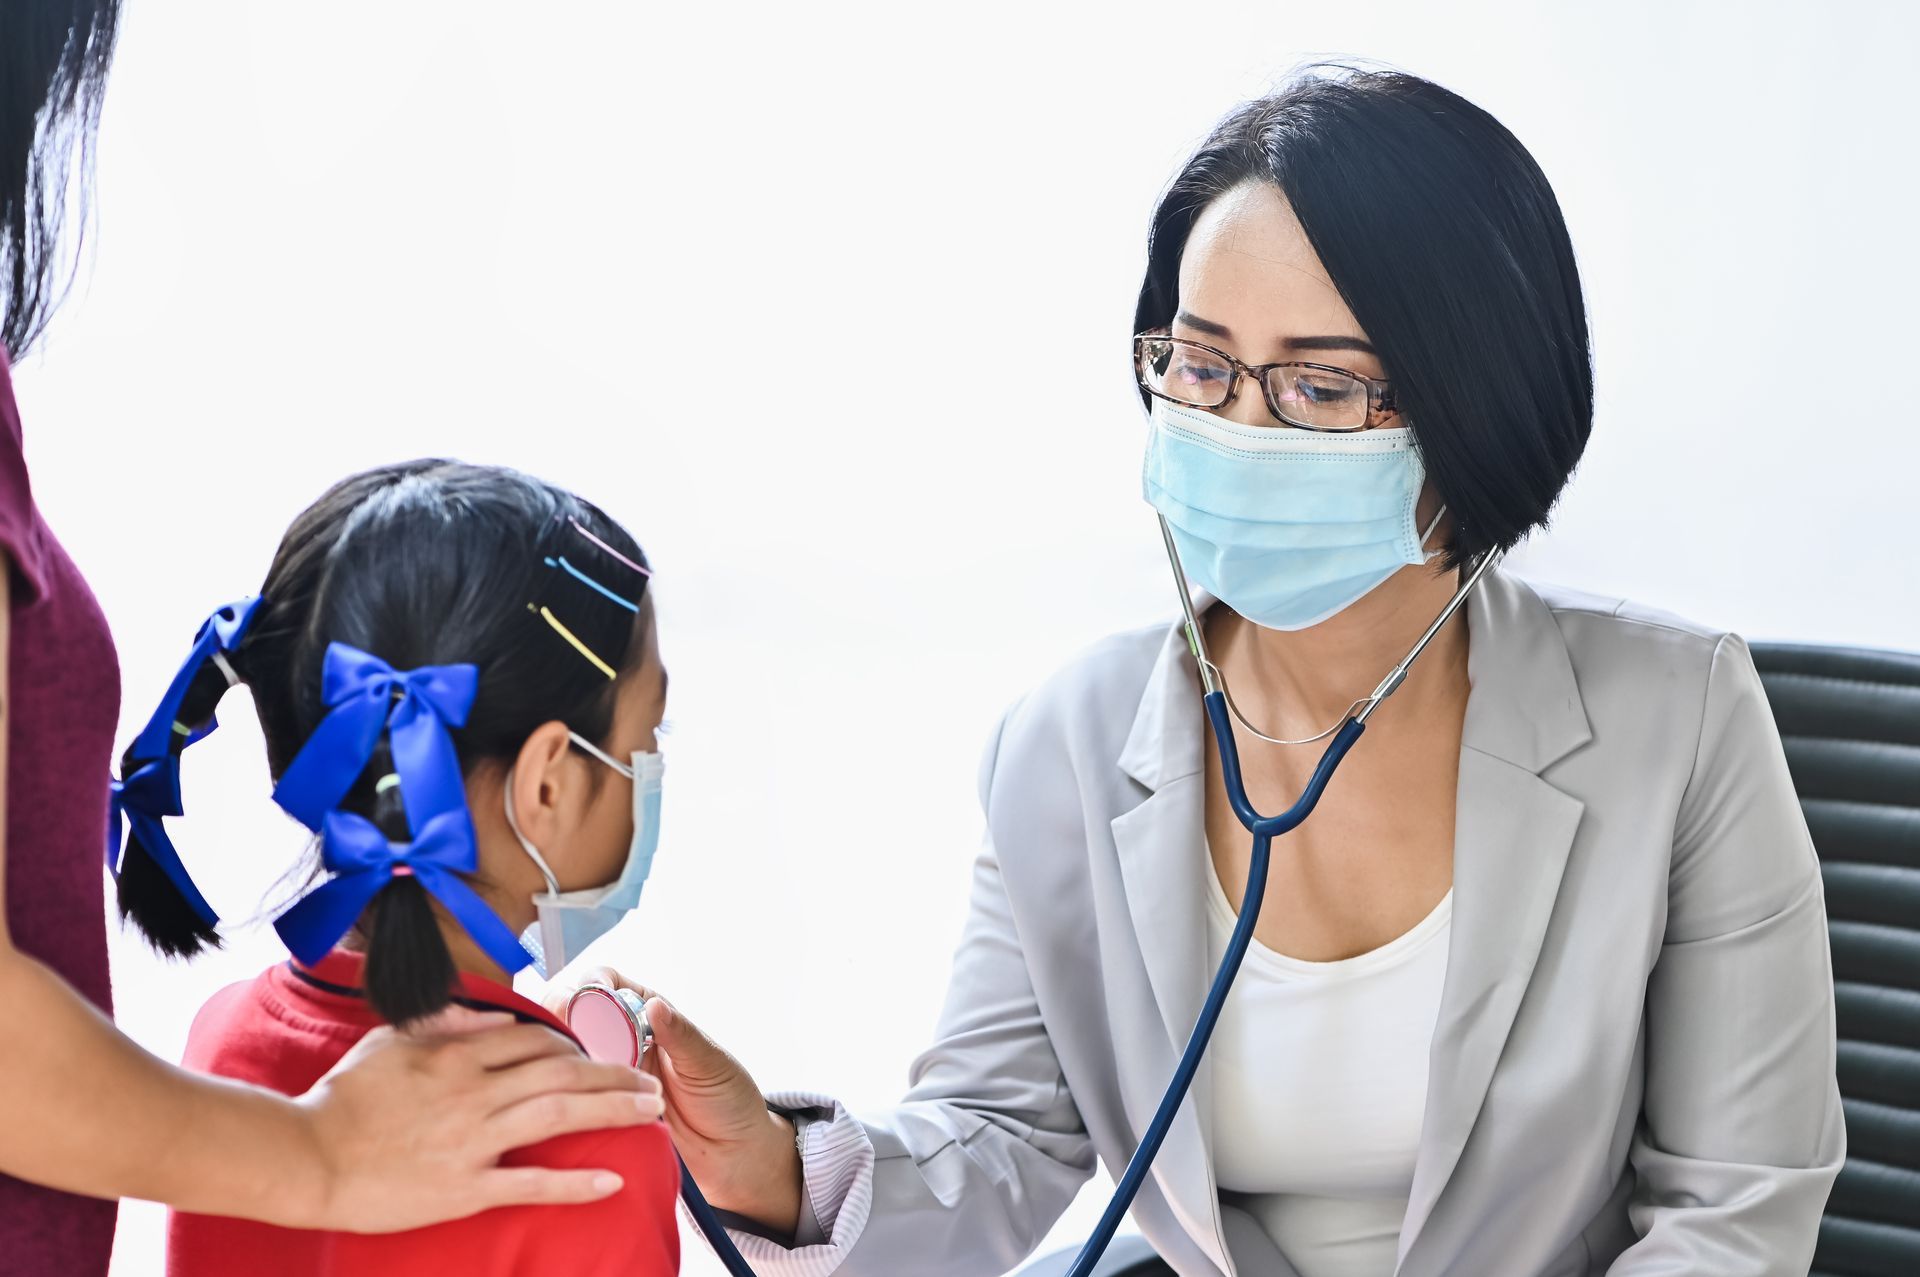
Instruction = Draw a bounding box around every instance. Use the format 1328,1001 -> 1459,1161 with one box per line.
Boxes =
542,966 -> 804,1236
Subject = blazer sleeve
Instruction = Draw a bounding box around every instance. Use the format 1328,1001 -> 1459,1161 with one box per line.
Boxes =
714,705 -> 1097,1277
1606,633 -> 1846,1275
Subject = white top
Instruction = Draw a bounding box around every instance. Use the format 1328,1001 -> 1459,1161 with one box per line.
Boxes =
1203,864 -> 1453,1277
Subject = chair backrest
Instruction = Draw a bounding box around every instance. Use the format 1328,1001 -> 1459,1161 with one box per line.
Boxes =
1749,641 -> 1920,1277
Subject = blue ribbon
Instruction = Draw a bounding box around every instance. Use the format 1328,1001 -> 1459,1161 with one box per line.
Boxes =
106,597 -> 265,923
272,644 -> 479,835
128,597 -> 264,761
273,808 -> 531,975
105,758 -> 219,926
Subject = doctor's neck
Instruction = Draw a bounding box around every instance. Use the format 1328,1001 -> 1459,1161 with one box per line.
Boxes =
1206,506 -> 1471,734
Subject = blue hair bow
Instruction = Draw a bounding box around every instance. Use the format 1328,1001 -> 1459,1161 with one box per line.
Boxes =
106,596 -> 265,921
272,644 -> 479,835
274,807 -> 531,974
106,758 -> 218,926
128,597 -> 264,760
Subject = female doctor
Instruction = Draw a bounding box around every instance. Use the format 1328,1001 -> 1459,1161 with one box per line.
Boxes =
560,68 -> 1845,1277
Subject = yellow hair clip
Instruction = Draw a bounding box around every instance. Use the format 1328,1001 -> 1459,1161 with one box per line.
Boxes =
529,604 -> 617,680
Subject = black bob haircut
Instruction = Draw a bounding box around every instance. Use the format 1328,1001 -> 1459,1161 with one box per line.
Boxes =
1135,66 -> 1593,568
116,460 -> 653,1025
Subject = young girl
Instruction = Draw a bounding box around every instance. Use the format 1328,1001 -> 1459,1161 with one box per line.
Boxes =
112,460 -> 681,1275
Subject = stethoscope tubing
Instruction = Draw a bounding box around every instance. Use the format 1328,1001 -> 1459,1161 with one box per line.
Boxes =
1059,701 -> 1365,1277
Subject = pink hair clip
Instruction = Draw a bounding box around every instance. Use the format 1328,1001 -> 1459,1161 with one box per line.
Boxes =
568,518 -> 652,579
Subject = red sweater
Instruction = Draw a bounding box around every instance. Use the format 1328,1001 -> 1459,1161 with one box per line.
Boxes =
167,950 -> 680,1276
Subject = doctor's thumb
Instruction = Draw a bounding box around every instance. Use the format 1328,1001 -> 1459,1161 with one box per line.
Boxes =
643,997 -> 741,1086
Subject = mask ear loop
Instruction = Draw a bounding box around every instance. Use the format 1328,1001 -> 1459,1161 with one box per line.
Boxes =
502,769 -> 563,897
1417,504 -> 1450,563
567,730 -> 635,780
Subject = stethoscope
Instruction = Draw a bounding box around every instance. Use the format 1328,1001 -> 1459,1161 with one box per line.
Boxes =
567,517 -> 1503,1277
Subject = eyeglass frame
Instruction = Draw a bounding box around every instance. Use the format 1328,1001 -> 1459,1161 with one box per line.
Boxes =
1132,332 -> 1401,432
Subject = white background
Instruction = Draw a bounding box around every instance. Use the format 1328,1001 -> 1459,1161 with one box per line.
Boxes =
6,1 -> 1914,1274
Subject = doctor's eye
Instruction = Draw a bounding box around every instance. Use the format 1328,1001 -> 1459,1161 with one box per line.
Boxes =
1139,338 -> 1235,406
1280,373 -> 1363,405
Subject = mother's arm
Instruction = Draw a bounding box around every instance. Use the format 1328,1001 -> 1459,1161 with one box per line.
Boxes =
1608,634 -> 1846,1274
0,555 -> 663,1231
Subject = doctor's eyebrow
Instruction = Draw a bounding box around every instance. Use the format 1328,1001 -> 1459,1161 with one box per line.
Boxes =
1172,309 -> 1377,356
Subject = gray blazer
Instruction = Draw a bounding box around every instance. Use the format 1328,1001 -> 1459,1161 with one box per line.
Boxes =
740,570 -> 1845,1277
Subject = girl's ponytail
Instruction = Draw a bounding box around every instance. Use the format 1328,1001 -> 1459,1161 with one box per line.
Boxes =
356,737 -> 457,1025
109,598 -> 262,957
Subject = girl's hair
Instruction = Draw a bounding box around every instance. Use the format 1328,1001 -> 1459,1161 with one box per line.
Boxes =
115,460 -> 653,1024
1135,65 -> 1593,568
1,0 -> 120,356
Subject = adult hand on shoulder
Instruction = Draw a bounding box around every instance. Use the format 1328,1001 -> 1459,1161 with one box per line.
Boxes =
542,965 -> 803,1235
292,1003 -> 665,1233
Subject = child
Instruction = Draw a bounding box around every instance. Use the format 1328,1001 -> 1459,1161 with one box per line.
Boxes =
111,460 -> 681,1276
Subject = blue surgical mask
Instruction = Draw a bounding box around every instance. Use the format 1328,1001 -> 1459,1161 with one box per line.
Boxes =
505,733 -> 664,979
1143,398 -> 1445,631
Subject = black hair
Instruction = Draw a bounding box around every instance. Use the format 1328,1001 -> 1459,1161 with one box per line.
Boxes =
1,0 -> 120,357
116,460 -> 653,1025
1135,65 -> 1593,567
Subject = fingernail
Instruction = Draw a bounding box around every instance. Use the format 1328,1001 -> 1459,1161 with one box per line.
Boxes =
593,1172 -> 624,1195
635,1094 -> 663,1116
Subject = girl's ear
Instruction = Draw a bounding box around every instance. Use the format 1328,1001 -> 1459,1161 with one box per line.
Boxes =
507,720 -> 576,847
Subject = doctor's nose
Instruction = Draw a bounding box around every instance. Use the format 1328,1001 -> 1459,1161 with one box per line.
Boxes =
1218,379 -> 1285,429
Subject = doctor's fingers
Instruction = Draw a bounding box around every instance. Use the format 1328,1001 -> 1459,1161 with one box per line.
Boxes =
644,997 -> 752,1089
536,965 -> 657,1019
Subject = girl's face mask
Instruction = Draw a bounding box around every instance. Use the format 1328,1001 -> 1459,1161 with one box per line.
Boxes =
504,733 -> 664,979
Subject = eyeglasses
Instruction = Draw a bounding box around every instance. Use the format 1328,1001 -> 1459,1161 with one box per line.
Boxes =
1133,333 -> 1399,432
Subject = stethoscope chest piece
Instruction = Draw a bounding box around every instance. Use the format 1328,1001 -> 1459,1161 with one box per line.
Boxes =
565,983 -> 654,1068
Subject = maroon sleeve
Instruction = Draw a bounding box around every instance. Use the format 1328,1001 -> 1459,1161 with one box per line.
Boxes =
0,348 -> 49,604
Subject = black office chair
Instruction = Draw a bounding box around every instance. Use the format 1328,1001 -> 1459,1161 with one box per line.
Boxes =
1750,642 -> 1920,1277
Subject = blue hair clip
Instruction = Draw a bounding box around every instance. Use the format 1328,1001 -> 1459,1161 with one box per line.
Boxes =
106,596 -> 266,923
274,807 -> 530,975
272,644 -> 479,835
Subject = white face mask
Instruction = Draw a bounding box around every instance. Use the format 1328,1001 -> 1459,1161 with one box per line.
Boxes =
504,731 -> 664,979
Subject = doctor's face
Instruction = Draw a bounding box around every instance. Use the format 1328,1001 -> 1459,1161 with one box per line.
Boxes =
1170,181 -> 1399,431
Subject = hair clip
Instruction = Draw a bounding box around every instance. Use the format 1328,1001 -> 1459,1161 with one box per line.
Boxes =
528,604 -> 618,680
568,518 -> 652,580
544,555 -> 639,613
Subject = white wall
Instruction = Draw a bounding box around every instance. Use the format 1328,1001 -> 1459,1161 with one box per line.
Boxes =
6,2 -> 1912,1273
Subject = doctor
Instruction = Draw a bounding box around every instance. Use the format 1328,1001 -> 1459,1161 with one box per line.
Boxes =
562,67 -> 1845,1276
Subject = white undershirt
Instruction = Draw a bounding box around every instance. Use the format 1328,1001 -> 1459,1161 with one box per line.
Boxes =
1203,864 -> 1452,1277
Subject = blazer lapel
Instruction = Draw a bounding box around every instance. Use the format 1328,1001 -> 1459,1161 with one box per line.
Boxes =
1396,571 -> 1593,1273
1111,600 -> 1234,1273
1104,573 -> 1593,1277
